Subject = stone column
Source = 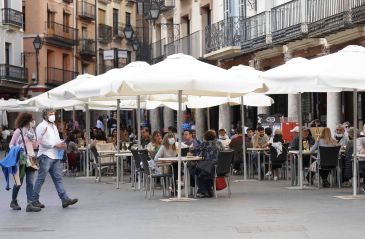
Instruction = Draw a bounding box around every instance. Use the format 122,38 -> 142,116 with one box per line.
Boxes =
219,104 -> 232,132
327,92 -> 341,134
195,108 -> 205,141
149,108 -> 161,133
163,107 -> 174,130
288,94 -> 299,122
257,106 -> 270,115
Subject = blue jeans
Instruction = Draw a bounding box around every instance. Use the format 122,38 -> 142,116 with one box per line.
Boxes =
12,167 -> 35,203
32,155 -> 69,202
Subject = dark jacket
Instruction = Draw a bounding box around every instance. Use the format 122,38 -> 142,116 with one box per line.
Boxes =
0,146 -> 23,190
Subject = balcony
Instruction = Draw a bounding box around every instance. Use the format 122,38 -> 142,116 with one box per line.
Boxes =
99,24 -> 112,43
125,0 -> 136,6
241,11 -> 271,53
99,0 -> 111,4
78,1 -> 96,21
307,0 -> 352,37
63,0 -> 73,3
98,64 -> 113,74
79,39 -> 96,59
1,8 -> 23,29
46,67 -> 77,86
165,31 -> 202,59
0,64 -> 27,84
150,38 -> 166,64
204,17 -> 241,60
351,0 -> 365,24
113,23 -> 124,39
45,21 -> 78,47
271,0 -> 306,45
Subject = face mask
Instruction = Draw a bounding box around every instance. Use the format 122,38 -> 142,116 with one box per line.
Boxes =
168,138 -> 175,145
335,133 -> 343,138
29,120 -> 36,128
48,115 -> 56,123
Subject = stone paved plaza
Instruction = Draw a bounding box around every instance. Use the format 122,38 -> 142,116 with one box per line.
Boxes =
0,173 -> 364,239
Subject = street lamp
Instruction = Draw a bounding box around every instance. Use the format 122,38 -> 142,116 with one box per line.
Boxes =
132,38 -> 140,51
32,35 -> 43,85
123,25 -> 134,41
149,0 -> 161,21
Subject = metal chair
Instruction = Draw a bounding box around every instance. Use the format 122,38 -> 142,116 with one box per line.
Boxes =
269,144 -> 288,180
130,149 -> 145,190
213,150 -> 234,198
138,151 -> 174,199
318,146 -> 341,188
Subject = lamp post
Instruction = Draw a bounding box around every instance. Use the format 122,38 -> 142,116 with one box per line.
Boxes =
149,0 -> 161,21
123,24 -> 134,41
33,35 -> 43,85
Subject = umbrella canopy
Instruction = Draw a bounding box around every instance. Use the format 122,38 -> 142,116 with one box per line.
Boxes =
120,54 -> 265,97
262,57 -> 341,94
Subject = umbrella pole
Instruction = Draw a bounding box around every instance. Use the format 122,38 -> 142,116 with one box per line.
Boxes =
353,89 -> 358,196
137,96 -> 141,149
116,99 -> 121,189
72,106 -> 76,129
85,104 -> 90,177
177,90 -> 182,199
298,93 -> 304,189
207,107 -> 211,129
60,109 -> 64,131
241,96 -> 247,180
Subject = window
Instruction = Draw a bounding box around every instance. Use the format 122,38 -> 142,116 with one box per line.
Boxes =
63,53 -> 69,70
82,63 -> 88,74
47,9 -> 55,28
98,9 -> 106,24
239,0 -> 246,18
22,6 -> 25,31
63,11 -> 70,27
5,43 -> 11,65
127,51 -> 131,64
113,9 -> 119,36
126,12 -> 131,25
82,27 -> 87,39
4,0 -> 9,8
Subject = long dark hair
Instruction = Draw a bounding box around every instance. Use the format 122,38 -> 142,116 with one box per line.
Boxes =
15,113 -> 33,128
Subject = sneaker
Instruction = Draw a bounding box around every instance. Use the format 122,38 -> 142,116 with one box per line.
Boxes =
273,176 -> 278,181
265,171 -> 272,176
62,198 -> 78,208
10,200 -> 21,210
26,202 -> 41,212
33,200 -> 45,208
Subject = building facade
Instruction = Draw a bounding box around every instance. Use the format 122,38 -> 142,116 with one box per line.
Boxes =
0,0 -> 25,99
145,0 -> 365,136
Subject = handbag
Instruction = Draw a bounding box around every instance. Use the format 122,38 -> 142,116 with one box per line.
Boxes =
216,177 -> 227,191
196,160 -> 215,176
19,128 -> 39,171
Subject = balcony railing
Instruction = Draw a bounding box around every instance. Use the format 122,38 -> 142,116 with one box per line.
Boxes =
307,0 -> 352,37
351,0 -> 365,24
165,31 -> 202,59
113,23 -> 124,39
46,67 -> 77,86
204,17 -> 241,54
1,8 -> 23,28
79,39 -> 96,58
99,24 -> 112,43
241,11 -> 270,52
78,1 -> 96,20
0,64 -> 27,84
98,64 -> 113,74
271,0 -> 305,44
150,38 -> 166,63
99,0 -> 111,4
63,0 -> 73,3
45,21 -> 78,47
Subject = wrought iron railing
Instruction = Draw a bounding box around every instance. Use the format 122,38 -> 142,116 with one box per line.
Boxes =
351,0 -> 365,24
46,67 -> 77,86
98,24 -> 112,43
150,38 -> 166,63
79,39 -> 96,57
307,0 -> 352,36
1,8 -> 23,28
165,31 -> 201,58
0,64 -> 27,83
271,0 -> 305,44
204,16 -> 241,54
46,21 -> 78,45
99,0 -> 111,4
113,23 -> 125,38
241,11 -> 270,51
78,1 -> 96,20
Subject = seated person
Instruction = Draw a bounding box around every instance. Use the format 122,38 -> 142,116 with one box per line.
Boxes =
252,126 -> 269,148
66,134 -> 80,172
146,131 -> 162,159
218,128 -> 230,148
193,130 -> 224,198
334,124 -> 349,148
183,129 -> 200,155
310,128 -> 339,188
268,129 -> 286,180
228,126 -> 247,174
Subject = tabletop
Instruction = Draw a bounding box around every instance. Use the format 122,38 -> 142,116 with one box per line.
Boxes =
158,156 -> 203,162
247,148 -> 269,151
288,150 -> 317,155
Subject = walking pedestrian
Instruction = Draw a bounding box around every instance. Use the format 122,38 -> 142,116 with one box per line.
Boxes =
27,108 -> 78,212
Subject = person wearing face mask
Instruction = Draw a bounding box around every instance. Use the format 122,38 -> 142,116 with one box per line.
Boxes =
8,113 -> 41,211
27,108 -> 78,212
154,133 -> 177,160
334,124 -> 349,148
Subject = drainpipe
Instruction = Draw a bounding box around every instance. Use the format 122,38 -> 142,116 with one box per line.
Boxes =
95,0 -> 99,75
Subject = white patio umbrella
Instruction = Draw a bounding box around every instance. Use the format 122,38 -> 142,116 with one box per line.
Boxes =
262,57 -> 342,190
271,45 -> 365,196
